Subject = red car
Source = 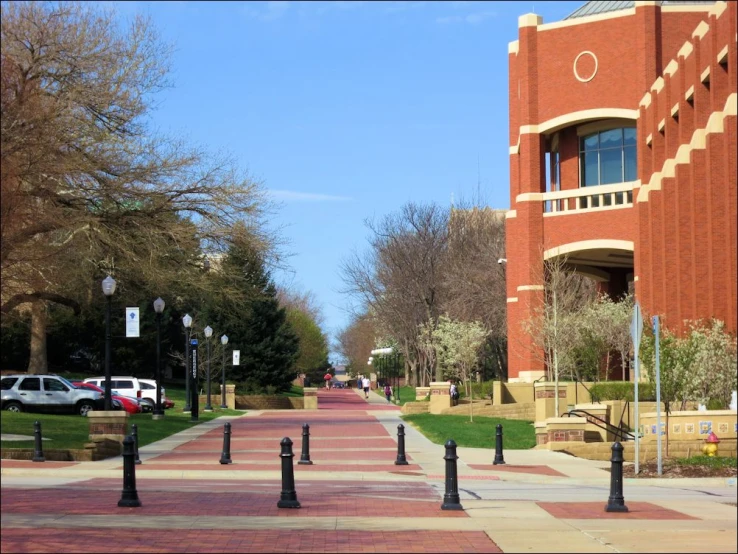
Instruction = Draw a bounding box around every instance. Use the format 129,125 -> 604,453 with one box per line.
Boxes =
72,381 -> 142,415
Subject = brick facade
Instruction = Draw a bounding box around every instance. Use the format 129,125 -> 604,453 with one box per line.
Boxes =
506,2 -> 737,381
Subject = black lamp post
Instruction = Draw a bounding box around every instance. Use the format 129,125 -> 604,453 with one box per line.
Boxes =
102,275 -> 117,411
204,325 -> 213,411
153,297 -> 165,418
182,313 -> 193,413
220,334 -> 228,408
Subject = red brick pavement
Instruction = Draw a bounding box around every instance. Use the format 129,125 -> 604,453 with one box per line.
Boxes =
117,462 -> 424,472
148,449 -> 412,462
314,388 -> 402,412
537,502 -> 700,520
467,464 -> 567,477
0,486 -> 465,518
173,437 -> 399,450
0,529 -> 501,553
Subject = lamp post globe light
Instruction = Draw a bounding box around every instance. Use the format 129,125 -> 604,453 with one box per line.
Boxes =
220,334 -> 228,409
182,313 -> 193,413
204,325 -> 213,411
153,297 -> 166,419
101,276 -> 117,411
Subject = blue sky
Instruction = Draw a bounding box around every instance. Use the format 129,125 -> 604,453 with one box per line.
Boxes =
111,0 -> 583,361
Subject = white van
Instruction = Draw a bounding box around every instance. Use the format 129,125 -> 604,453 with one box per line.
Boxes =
83,376 -> 165,412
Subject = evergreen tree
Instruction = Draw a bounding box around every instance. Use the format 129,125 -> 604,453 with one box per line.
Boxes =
206,242 -> 299,393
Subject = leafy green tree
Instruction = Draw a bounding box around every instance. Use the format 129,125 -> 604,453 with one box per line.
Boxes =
285,307 -> 329,381
202,243 -> 299,393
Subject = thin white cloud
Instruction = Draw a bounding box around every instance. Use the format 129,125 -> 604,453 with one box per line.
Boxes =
436,10 -> 497,24
269,190 -> 353,202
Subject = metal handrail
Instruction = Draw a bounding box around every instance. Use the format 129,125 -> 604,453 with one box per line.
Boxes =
561,408 -> 635,442
573,375 -> 599,404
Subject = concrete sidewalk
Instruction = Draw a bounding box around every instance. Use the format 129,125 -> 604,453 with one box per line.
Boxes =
1,388 -> 736,553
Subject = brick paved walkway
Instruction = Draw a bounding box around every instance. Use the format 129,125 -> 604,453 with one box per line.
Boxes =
2,387 -> 732,553
0,388 -> 504,553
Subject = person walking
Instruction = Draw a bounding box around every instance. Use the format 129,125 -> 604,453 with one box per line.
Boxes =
362,376 -> 371,399
383,383 -> 392,403
449,382 -> 458,406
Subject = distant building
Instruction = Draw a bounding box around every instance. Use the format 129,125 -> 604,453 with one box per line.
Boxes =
505,1 -> 736,382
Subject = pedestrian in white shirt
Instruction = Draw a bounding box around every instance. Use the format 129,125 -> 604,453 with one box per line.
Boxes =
362,377 -> 371,399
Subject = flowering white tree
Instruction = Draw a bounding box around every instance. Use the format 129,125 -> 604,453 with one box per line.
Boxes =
584,293 -> 634,381
419,315 -> 488,421
640,317 -> 737,456
681,319 -> 737,408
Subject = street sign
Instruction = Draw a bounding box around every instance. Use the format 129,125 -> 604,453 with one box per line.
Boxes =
125,308 -> 140,338
630,302 -> 643,350
232,350 -> 240,366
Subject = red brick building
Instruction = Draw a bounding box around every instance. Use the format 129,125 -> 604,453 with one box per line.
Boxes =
505,1 -> 736,382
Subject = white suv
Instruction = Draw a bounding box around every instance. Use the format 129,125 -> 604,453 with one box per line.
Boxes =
83,376 -> 165,412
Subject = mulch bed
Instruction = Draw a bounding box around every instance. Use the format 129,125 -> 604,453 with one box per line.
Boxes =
620,460 -> 737,478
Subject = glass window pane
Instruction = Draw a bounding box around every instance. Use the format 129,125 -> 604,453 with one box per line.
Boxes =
624,145 -> 637,181
582,134 -> 598,152
600,128 -> 623,149
582,151 -> 599,186
624,127 -> 637,146
19,378 -> 40,391
600,147 -> 623,184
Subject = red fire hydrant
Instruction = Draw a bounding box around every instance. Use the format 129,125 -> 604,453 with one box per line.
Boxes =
702,431 -> 720,457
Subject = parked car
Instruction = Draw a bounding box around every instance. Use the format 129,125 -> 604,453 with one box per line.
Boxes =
83,376 -> 165,413
72,381 -> 142,415
1,374 -> 103,416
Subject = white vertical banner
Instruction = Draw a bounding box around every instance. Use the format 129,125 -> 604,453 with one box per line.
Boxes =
125,307 -> 140,338
232,350 -> 240,366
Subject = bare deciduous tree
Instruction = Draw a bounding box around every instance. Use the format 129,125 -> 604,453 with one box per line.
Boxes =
340,202 -> 449,385
521,253 -> 596,415
444,202 -> 507,379
1,2 -> 274,372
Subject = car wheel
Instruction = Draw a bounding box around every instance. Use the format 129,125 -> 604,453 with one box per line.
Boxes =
77,400 -> 95,416
140,399 -> 154,412
4,401 -> 23,413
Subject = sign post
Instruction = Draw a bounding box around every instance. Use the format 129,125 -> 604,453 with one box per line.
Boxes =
652,315 -> 662,476
232,350 -> 240,366
190,339 -> 199,422
630,302 -> 643,474
125,308 -> 140,338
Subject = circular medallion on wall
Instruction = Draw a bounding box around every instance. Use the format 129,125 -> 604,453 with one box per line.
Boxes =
573,51 -> 598,83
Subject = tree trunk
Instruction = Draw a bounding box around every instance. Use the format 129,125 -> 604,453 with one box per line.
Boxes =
468,374 -> 474,423
27,300 -> 49,374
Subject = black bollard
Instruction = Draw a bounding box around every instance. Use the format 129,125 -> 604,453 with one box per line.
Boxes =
32,420 -> 45,462
493,424 -> 506,465
118,435 -> 142,507
131,423 -> 141,465
605,441 -> 628,513
277,437 -> 301,508
298,423 -> 313,465
395,424 -> 409,465
220,422 -> 232,465
441,439 -> 463,511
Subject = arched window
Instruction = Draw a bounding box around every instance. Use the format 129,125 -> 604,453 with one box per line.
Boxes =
580,127 -> 637,186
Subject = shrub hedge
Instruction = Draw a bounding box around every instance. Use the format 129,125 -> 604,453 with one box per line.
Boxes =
588,381 -> 656,402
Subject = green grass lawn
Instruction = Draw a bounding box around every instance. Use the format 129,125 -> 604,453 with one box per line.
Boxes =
676,455 -> 737,468
401,413 -> 536,449
372,385 -> 417,406
1,383 -> 243,451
